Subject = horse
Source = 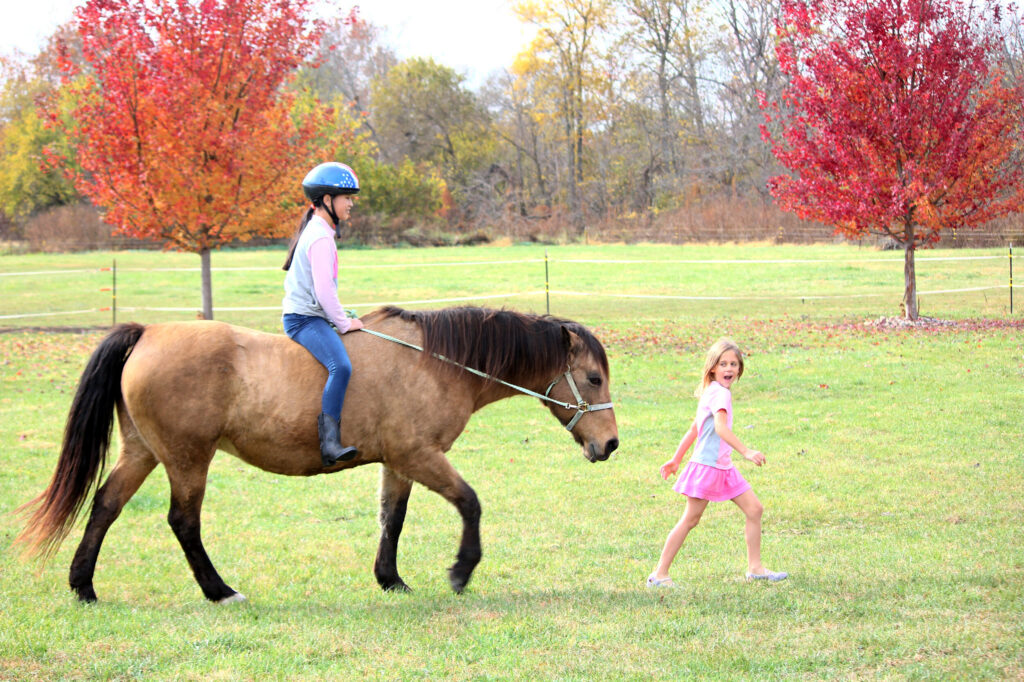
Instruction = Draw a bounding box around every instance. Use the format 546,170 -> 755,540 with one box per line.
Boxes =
16,305 -> 619,603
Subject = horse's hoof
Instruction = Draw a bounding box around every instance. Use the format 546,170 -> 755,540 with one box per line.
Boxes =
72,585 -> 98,603
448,568 -> 471,594
381,579 -> 411,593
217,592 -> 247,604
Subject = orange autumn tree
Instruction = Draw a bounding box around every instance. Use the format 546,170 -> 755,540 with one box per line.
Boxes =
760,0 -> 1023,320
52,0 -> 345,318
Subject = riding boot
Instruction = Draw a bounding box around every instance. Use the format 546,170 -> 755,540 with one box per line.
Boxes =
318,413 -> 358,467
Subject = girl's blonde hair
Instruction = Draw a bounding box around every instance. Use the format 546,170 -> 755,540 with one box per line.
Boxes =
695,338 -> 744,397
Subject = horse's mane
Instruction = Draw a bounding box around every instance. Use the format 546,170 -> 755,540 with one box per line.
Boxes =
372,306 -> 608,384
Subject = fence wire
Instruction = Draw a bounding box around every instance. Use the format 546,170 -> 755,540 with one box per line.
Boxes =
1,249 -> 1017,325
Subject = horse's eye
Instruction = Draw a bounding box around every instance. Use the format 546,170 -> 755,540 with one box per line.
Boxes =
588,374 -> 602,387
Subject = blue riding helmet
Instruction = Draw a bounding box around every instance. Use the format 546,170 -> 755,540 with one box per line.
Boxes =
302,162 -> 360,202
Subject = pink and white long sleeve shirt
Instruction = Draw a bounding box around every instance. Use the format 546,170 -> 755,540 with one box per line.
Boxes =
281,215 -> 352,332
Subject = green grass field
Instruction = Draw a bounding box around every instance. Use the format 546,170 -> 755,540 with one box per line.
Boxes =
1,244 -> 1022,679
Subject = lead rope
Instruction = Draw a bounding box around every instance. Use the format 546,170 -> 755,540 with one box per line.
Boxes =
358,327 -> 613,431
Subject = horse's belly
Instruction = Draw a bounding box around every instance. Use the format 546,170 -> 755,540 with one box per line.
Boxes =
215,436 -> 322,476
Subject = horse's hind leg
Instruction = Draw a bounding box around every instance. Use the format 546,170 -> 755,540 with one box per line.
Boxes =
164,457 -> 243,603
69,426 -> 157,602
374,466 -> 413,592
399,453 -> 482,594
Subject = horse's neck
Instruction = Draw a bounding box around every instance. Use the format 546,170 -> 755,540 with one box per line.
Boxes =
471,377 -> 544,412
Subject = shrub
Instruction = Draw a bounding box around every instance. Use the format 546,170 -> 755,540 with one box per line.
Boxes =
23,203 -> 115,252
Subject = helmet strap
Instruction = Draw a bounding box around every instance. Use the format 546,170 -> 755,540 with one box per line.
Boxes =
321,195 -> 340,228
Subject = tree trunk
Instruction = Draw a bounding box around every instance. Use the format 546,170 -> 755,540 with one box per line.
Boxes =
903,241 -> 918,320
657,60 -> 679,175
566,116 -> 582,233
200,247 -> 213,320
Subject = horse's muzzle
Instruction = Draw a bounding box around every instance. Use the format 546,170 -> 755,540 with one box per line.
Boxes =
586,437 -> 619,462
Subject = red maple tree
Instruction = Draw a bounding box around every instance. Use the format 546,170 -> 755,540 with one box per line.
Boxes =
49,0 -> 350,319
760,0 -> 1023,319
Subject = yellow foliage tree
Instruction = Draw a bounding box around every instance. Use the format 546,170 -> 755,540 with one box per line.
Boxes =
512,0 -> 616,231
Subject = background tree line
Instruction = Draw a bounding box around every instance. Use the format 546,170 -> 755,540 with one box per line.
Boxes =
1,0 -> 1022,254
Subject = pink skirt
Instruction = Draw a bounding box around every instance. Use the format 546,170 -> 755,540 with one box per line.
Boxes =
673,461 -> 751,502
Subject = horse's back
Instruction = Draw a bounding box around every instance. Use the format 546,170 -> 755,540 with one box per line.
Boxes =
120,322 -> 315,466
118,317 -> 473,474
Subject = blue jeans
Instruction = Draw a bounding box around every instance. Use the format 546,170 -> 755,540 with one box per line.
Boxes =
283,314 -> 352,420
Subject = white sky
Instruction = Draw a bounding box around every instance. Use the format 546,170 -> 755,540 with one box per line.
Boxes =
0,0 -> 535,87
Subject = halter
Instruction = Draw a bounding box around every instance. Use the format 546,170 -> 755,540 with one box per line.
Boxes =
544,368 -> 614,431
360,328 -> 613,432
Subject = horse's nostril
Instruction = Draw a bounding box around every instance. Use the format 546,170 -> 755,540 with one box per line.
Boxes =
606,438 -> 619,455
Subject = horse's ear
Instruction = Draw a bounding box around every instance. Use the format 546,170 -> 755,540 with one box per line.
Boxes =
561,326 -> 582,356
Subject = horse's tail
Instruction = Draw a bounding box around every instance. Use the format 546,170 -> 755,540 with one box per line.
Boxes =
15,322 -> 146,561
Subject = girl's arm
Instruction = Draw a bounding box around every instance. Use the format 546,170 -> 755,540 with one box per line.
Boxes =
660,421 -> 698,480
714,410 -> 765,466
308,237 -> 362,333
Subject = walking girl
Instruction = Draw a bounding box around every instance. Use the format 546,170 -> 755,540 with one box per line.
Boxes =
647,338 -> 787,587
282,161 -> 364,467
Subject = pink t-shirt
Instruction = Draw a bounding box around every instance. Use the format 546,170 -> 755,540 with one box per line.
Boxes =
689,381 -> 734,469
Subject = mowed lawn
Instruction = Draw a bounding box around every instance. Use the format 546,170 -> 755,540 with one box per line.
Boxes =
1,243 -> 1021,679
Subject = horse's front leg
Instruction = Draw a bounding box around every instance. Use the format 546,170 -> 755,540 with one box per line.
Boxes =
447,478 -> 482,594
374,466 -> 413,592
398,453 -> 481,594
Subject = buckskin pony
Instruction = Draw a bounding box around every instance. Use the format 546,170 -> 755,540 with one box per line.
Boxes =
16,305 -> 619,603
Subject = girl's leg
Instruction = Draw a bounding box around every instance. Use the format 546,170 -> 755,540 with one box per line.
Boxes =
731,489 -> 765,574
652,496 -> 708,579
285,315 -> 352,419
285,314 -> 357,466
